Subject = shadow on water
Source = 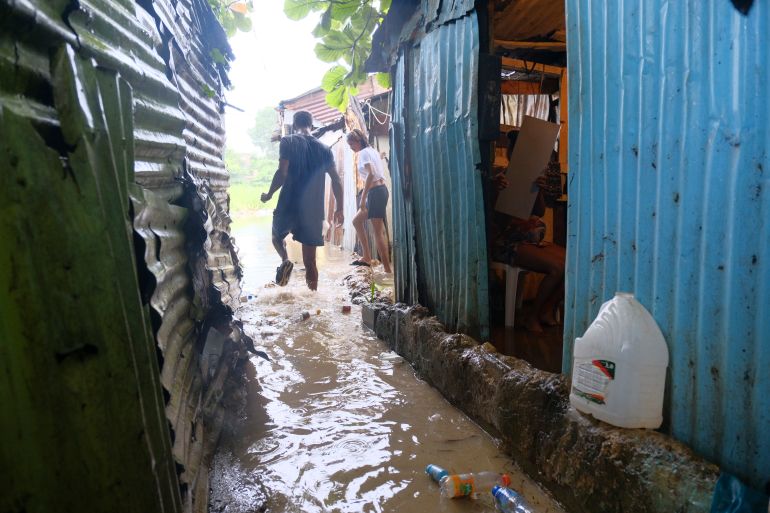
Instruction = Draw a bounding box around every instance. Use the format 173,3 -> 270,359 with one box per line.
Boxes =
211,215 -> 565,513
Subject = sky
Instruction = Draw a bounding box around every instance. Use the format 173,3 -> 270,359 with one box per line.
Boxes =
223,2 -> 329,152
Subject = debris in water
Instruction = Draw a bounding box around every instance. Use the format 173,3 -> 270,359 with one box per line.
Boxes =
342,305 -> 352,314
316,309 -> 321,315
299,311 -> 310,321
426,464 -> 449,483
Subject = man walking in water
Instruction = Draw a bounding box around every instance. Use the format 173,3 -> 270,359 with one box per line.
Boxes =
261,110 -> 344,291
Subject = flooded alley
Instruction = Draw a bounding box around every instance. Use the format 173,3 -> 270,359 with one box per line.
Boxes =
210,219 -> 565,513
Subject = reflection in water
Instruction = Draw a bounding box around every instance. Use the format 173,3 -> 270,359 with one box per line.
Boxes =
215,217 -> 564,513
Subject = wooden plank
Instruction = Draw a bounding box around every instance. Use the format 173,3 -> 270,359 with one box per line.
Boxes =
559,69 -> 569,172
495,39 -> 567,51
501,57 -> 564,76
501,80 -> 544,95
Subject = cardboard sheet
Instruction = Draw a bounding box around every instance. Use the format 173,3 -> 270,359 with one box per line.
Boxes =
494,116 -> 561,219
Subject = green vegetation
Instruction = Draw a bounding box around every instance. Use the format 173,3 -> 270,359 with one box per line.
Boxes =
283,0 -> 391,111
227,107 -> 280,215
227,156 -> 277,214
208,0 -> 254,37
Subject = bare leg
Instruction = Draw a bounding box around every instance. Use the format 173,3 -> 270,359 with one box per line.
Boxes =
272,233 -> 288,262
370,218 -> 392,273
352,209 -> 372,263
302,245 -> 318,291
513,243 -> 565,333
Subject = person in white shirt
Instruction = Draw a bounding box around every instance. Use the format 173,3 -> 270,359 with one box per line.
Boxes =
346,129 -> 392,274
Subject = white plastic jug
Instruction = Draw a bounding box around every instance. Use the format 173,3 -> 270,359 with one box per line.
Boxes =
569,292 -> 669,429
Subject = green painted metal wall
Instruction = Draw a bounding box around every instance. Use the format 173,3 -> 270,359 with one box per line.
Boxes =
0,0 -> 246,511
0,45 -> 181,513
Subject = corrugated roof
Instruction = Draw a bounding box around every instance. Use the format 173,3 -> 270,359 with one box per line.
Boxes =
280,75 -> 389,126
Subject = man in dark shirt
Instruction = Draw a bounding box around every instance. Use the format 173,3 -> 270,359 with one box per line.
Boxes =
261,110 -> 344,290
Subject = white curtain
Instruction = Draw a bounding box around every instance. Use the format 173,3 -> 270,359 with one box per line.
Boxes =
500,94 -> 551,127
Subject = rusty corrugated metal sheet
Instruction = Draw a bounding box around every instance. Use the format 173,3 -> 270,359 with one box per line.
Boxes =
565,0 -> 770,490
390,8 -> 489,338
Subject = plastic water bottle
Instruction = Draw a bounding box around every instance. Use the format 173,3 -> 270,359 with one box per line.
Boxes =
439,472 -> 511,498
491,485 -> 532,513
425,464 -> 449,483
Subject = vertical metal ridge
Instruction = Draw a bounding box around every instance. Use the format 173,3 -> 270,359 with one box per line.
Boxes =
566,0 -> 770,489
397,11 -> 487,337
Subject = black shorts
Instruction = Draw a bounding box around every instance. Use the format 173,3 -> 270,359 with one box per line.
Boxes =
366,185 -> 389,220
272,210 -> 324,247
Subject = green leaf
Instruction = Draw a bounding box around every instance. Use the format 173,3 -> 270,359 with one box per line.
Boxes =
379,0 -> 392,13
330,0 -> 361,19
284,0 -> 319,20
325,85 -> 346,110
235,14 -> 252,31
314,42 -> 346,62
321,65 -> 348,92
312,24 -> 330,37
350,5 -> 378,32
375,71 -> 391,89
320,5 -> 332,29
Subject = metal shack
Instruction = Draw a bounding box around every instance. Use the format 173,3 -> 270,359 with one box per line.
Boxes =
1,0 -> 246,511
370,0 -> 769,493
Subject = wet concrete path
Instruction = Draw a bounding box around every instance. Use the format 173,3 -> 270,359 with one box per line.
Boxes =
210,218 -> 565,513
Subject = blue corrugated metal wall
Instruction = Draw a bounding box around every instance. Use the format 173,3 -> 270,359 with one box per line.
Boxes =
565,0 -> 770,489
390,10 -> 489,338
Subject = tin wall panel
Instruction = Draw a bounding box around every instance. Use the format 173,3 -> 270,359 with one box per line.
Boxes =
1,0 -> 244,511
390,51 -> 419,305
565,0 -> 770,489
393,11 -> 489,337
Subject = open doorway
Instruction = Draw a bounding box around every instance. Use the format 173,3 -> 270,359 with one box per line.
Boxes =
485,1 -> 568,373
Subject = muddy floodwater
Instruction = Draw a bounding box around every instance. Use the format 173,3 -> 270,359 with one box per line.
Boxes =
211,216 -> 565,513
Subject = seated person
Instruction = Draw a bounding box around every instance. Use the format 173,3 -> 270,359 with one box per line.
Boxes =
490,132 -> 565,333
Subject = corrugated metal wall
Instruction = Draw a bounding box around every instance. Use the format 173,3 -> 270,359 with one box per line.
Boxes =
391,8 -> 489,338
1,0 -> 245,511
565,0 -> 770,489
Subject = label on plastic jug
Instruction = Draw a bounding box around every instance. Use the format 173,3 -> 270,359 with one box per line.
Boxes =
573,359 -> 615,404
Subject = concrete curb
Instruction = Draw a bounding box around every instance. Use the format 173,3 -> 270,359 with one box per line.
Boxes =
366,302 -> 718,513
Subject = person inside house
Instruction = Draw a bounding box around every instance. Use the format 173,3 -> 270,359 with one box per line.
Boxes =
346,128 -> 393,274
260,110 -> 344,290
491,131 -> 565,333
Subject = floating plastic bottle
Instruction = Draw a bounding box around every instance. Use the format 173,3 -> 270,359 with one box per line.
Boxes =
569,292 -> 669,428
491,485 -> 532,513
425,464 -> 448,483
439,472 -> 511,498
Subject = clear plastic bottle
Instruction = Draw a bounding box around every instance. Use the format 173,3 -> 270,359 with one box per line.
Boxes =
439,472 -> 511,498
491,485 -> 532,513
425,464 -> 449,483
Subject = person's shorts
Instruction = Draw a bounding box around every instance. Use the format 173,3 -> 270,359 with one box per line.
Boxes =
272,210 -> 324,247
366,185 -> 389,220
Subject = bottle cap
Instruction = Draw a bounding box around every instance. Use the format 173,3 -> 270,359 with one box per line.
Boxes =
425,464 -> 449,482
501,474 -> 511,487
492,485 -> 501,496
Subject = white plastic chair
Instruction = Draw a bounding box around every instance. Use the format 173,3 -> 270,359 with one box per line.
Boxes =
490,262 -> 528,327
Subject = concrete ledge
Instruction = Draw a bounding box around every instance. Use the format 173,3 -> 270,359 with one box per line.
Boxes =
369,302 -> 718,513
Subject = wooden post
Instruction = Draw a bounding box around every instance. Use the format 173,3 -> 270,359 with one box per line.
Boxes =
559,69 -> 569,173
